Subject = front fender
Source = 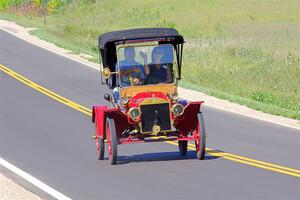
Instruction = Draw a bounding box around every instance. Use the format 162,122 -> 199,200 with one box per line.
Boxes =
92,105 -> 108,138
93,106 -> 130,139
174,101 -> 204,133
104,108 -> 131,139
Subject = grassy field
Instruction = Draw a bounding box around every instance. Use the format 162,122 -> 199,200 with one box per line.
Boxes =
1,0 -> 300,119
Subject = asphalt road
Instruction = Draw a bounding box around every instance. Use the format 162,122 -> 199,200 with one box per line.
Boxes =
1,29 -> 300,200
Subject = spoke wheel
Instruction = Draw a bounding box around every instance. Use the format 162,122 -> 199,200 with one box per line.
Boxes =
95,121 -> 105,160
195,112 -> 206,160
106,117 -> 117,165
178,140 -> 188,156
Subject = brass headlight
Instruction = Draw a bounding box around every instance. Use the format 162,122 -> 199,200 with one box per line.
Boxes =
171,104 -> 184,116
168,93 -> 178,101
102,68 -> 111,79
128,107 -> 141,120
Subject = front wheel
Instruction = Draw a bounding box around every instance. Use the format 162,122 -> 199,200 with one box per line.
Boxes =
97,138 -> 105,160
106,117 -> 117,165
195,112 -> 206,160
95,121 -> 105,160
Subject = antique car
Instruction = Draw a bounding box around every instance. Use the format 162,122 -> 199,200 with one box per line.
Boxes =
92,28 -> 206,165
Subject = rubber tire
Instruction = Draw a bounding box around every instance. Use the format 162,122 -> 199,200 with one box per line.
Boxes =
95,120 -> 105,160
178,140 -> 188,156
106,118 -> 117,165
196,112 -> 206,160
98,138 -> 105,160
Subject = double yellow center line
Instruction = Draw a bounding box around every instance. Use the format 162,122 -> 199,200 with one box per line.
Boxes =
1,64 -> 299,178
0,64 -> 91,116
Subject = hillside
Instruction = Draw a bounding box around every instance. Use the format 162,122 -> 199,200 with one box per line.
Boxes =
1,0 -> 300,119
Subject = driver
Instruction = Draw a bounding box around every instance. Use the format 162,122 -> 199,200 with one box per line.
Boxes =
118,47 -> 147,86
113,47 -> 147,110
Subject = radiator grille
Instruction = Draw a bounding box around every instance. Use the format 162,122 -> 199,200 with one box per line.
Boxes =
140,103 -> 171,133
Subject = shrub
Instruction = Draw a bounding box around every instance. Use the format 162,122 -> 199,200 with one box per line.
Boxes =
2,0 -> 67,15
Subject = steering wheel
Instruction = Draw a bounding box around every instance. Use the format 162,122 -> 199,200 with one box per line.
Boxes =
120,68 -> 141,86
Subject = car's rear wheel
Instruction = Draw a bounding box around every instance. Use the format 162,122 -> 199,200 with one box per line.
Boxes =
178,140 -> 187,156
106,117 -> 117,165
195,112 -> 206,160
97,138 -> 105,160
95,121 -> 105,160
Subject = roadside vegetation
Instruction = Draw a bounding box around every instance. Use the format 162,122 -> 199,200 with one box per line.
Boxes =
1,0 -> 299,119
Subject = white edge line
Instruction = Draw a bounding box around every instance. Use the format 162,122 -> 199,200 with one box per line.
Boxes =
203,104 -> 300,131
0,26 -> 99,71
1,26 -> 299,131
0,157 -> 72,200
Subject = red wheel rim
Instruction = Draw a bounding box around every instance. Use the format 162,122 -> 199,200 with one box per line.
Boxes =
96,139 -> 100,152
106,120 -> 112,159
95,121 -> 100,152
195,119 -> 201,153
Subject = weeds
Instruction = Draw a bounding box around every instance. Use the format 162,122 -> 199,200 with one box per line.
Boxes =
1,0 -> 299,119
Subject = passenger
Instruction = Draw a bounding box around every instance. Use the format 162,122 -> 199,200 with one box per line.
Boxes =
161,44 -> 174,65
145,46 -> 172,84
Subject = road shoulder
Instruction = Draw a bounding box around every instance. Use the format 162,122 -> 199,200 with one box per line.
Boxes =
0,172 -> 42,200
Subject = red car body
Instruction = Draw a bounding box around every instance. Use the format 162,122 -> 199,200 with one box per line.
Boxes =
93,28 -> 206,164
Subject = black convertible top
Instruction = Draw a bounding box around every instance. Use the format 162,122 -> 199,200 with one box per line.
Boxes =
98,28 -> 184,49
98,28 -> 184,87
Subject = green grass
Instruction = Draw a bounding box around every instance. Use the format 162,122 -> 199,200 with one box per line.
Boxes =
1,0 -> 300,119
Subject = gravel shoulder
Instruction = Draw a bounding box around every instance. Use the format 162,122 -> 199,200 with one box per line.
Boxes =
0,18 -> 299,200
0,172 -> 42,200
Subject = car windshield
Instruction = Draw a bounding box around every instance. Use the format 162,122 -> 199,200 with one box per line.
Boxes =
116,44 -> 175,87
